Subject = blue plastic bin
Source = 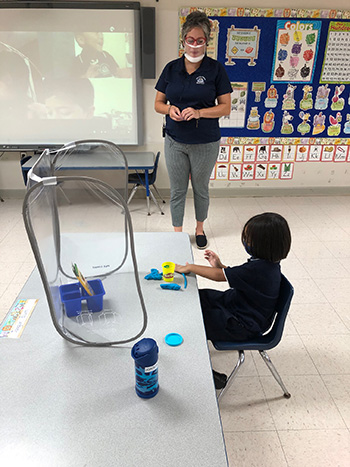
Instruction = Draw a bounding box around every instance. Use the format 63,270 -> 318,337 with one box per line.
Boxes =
59,279 -> 105,317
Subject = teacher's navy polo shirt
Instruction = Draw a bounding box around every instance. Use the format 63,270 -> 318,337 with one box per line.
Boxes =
155,55 -> 232,144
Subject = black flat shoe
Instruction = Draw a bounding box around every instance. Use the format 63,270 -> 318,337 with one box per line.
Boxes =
213,370 -> 227,390
196,232 -> 208,249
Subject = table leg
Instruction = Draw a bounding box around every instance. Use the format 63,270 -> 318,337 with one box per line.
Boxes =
145,170 -> 151,216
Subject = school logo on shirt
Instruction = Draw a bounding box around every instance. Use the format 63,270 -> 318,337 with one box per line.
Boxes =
196,76 -> 206,85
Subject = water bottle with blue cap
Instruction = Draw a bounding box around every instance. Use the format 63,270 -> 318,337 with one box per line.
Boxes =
131,338 -> 159,398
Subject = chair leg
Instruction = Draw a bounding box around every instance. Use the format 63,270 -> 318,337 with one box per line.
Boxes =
217,350 -> 245,402
152,184 -> 166,204
127,184 -> 139,204
146,194 -> 151,216
259,350 -> 291,398
149,188 -> 164,215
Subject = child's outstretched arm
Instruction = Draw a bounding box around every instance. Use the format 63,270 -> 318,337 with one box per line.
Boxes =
175,262 -> 226,282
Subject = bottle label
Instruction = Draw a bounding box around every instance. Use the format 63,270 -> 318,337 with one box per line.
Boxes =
135,363 -> 159,395
145,362 -> 158,373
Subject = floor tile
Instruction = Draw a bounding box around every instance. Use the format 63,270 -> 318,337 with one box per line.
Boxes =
261,375 -> 346,430
291,242 -> 334,260
301,335 -> 350,375
323,375 -> 350,429
338,257 -> 350,275
283,315 -> 299,336
323,241 -> 350,258
279,429 -> 350,467
224,431 -> 288,467
311,226 -> 350,242
291,303 -> 350,335
332,303 -> 350,330
281,258 -> 310,281
313,277 -> 350,302
219,377 -> 276,432
288,278 -> 327,304
303,257 -> 350,279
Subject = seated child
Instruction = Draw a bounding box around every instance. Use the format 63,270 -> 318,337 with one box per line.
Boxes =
175,212 -> 291,388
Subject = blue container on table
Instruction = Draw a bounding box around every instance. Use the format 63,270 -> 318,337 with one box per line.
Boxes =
131,338 -> 159,398
59,279 -> 105,317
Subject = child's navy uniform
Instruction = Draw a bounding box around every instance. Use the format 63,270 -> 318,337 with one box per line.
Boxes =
199,258 -> 281,342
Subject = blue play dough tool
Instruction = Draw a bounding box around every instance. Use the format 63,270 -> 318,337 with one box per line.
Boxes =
144,268 -> 163,280
181,273 -> 187,289
160,283 -> 181,290
165,333 -> 183,346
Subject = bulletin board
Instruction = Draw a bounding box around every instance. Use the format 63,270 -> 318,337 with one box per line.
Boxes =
179,7 -> 350,182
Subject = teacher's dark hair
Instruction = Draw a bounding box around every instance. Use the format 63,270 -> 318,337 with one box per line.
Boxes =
181,11 -> 211,44
241,212 -> 291,263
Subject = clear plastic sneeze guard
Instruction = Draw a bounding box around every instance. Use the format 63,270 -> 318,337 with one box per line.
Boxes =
22,141 -> 147,346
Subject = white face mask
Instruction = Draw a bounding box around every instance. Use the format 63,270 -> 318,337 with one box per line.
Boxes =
184,53 -> 205,63
186,42 -> 205,49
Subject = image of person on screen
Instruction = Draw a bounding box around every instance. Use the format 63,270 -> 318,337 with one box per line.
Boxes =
43,78 -> 95,119
72,32 -> 121,78
154,11 -> 232,249
0,49 -> 34,120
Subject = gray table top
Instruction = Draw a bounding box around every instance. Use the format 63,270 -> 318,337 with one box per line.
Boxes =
22,151 -> 155,170
0,232 -> 228,467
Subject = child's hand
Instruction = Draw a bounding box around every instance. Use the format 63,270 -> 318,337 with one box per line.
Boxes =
175,262 -> 192,274
204,250 -> 225,269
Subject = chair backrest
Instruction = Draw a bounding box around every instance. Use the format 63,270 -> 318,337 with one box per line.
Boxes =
149,151 -> 161,185
212,274 -> 293,352
20,155 -> 33,185
258,274 -> 294,347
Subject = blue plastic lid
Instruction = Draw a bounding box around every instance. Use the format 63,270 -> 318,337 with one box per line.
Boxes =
165,333 -> 183,346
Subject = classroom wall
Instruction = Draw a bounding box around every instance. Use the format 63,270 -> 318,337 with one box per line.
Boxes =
1,0 -> 350,196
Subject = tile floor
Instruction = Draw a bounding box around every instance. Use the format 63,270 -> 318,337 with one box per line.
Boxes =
1,194 -> 350,466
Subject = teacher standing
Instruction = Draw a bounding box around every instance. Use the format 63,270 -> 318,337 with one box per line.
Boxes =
155,11 -> 232,249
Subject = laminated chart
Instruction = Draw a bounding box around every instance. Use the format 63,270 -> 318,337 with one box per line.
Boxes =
219,82 -> 248,128
272,20 -> 321,83
320,22 -> 350,84
225,25 -> 260,66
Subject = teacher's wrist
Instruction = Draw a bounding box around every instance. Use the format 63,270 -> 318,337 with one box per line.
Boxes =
167,104 -> 172,115
197,109 -> 201,119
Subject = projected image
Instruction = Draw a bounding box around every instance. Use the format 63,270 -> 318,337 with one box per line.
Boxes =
43,78 -> 95,119
73,32 -> 132,79
0,42 -> 42,121
0,9 -> 140,146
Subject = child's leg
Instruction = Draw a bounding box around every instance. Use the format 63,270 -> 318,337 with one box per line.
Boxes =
199,289 -> 252,342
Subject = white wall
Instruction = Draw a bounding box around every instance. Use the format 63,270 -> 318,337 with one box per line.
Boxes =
1,0 -> 350,196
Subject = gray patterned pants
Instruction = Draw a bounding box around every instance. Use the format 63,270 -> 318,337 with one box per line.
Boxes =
164,134 -> 220,227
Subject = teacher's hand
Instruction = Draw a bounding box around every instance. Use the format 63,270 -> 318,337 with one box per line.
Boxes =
181,107 -> 200,121
169,105 -> 184,121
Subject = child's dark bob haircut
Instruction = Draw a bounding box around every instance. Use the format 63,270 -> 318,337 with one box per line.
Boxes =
241,212 -> 291,263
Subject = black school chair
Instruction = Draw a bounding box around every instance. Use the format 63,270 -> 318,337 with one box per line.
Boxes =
212,275 -> 294,401
127,151 -> 165,215
20,155 -> 33,185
